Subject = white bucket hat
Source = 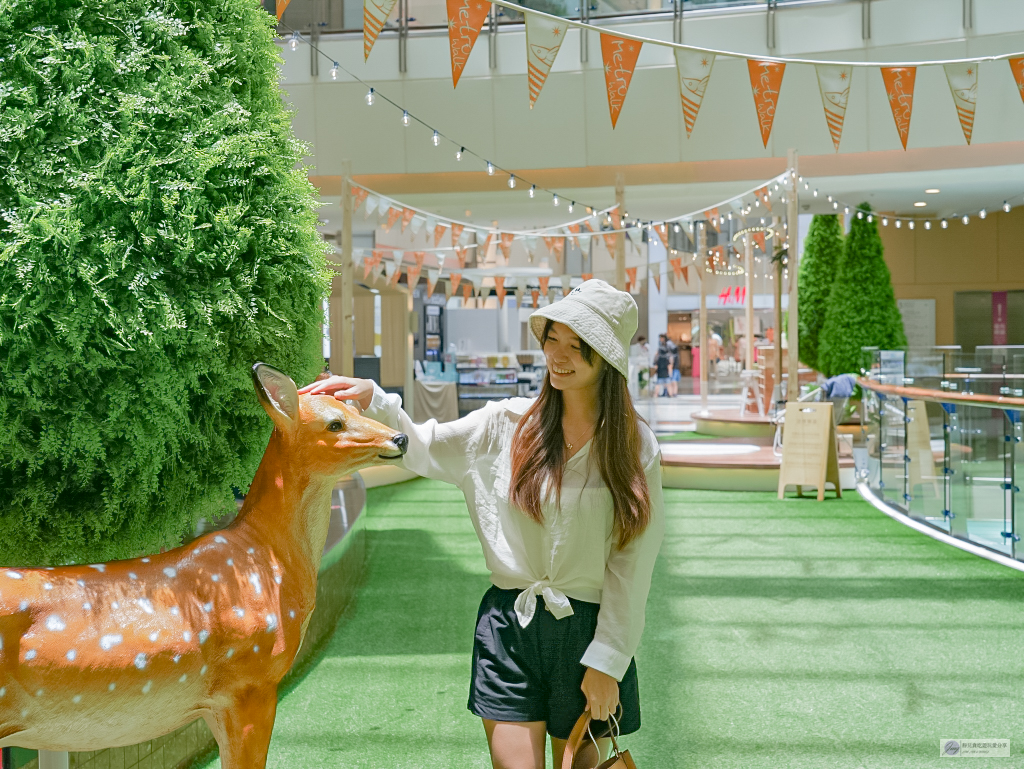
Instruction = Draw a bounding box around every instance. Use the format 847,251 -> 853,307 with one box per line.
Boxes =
528,279 -> 637,379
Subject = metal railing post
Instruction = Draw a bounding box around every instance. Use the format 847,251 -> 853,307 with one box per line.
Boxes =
963,0 -> 973,30
310,24 -> 319,78
488,4 -> 498,70
398,0 -> 408,73
861,0 -> 871,40
580,0 -> 589,63
673,0 -> 683,44
766,0 -> 777,52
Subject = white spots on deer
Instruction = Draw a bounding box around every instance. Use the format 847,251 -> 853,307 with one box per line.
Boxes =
24,650 -> 36,661
46,615 -> 66,632
0,687 -> 5,697
67,649 -> 76,661
169,606 -> 180,616
226,559 -> 233,567
198,630 -> 209,644
77,579 -> 85,588
82,602 -> 91,610
129,572 -> 137,580
100,634 -> 123,651
163,567 -> 176,578
253,645 -> 260,653
233,607 -> 245,618
142,681 -> 153,694
35,689 -> 43,697
173,654 -> 181,664
266,613 -> 278,631
215,536 -> 228,544
202,602 -> 213,613
248,573 -> 262,595
134,653 -> 148,670
108,683 -> 116,691
211,574 -> 220,582
72,695 -> 82,704
137,598 -> 154,614
111,602 -> 119,610
200,665 -> 208,675
21,709 -> 28,718
89,565 -> 105,573
179,674 -> 187,683
19,600 -> 28,611
182,631 -> 192,642
141,558 -> 150,563
6,571 -> 22,579
149,631 -> 159,642
289,610 -> 295,619
226,648 -> 234,658
43,583 -> 53,590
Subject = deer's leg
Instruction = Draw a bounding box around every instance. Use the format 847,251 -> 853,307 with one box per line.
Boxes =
204,685 -> 279,769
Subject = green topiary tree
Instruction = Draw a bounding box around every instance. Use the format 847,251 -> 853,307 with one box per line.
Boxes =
797,215 -> 844,372
817,203 -> 907,377
0,0 -> 330,566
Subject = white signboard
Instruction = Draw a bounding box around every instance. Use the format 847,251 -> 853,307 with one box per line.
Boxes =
898,298 -> 936,349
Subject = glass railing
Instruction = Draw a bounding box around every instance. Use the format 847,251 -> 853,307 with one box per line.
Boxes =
270,0 -> 821,36
860,347 -> 1024,563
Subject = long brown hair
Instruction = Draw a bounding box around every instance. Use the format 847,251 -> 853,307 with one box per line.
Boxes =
509,320 -> 651,548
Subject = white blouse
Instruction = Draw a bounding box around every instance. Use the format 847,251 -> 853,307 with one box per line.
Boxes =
364,383 -> 665,682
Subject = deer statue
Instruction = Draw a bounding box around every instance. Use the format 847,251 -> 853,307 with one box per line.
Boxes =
0,363 -> 407,768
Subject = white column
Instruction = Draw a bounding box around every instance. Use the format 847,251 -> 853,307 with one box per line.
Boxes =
786,150 -> 800,401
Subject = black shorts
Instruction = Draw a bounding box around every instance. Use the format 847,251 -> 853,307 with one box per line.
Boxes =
467,585 -> 641,740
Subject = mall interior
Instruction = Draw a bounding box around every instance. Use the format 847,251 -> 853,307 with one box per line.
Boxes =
3,0 -> 1024,767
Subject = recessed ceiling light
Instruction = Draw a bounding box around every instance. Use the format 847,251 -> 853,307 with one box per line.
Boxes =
925,188 -> 940,194
914,201 -> 927,207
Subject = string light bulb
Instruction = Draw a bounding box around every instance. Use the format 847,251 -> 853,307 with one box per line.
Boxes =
507,174 -> 516,189
553,194 -> 559,207
330,62 -> 339,80
431,130 -> 439,146
844,206 -> 850,215
979,208 -> 987,219
895,219 -> 902,229
908,220 -> 915,230
401,111 -> 410,126
857,211 -> 864,219
924,220 -> 931,230
833,201 -> 838,210
455,147 -> 463,161
1003,201 -> 1012,213
529,185 -> 535,198
568,201 -> 574,213
827,195 -> 833,203
962,214 -> 970,225
365,88 -> 375,106
486,161 -> 494,175
867,214 -> 873,223
813,189 -> 819,197
289,31 -> 300,51
882,217 -> 888,226
941,219 -> 948,228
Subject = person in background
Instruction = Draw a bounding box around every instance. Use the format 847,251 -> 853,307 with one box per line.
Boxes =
666,334 -> 679,397
654,334 -> 673,397
628,335 -> 650,399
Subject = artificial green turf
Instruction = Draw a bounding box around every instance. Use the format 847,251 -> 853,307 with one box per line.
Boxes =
196,480 -> 1024,768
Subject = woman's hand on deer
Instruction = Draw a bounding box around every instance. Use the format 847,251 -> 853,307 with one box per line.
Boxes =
298,376 -> 375,411
581,666 -> 620,722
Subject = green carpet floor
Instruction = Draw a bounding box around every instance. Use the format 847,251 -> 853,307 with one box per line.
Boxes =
197,480 -> 1024,768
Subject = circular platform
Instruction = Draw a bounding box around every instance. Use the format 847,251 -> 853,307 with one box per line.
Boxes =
692,408 -> 776,438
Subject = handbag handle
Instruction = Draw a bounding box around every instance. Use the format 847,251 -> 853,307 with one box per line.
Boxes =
561,710 -> 623,769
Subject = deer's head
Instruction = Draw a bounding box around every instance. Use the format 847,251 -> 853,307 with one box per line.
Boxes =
252,363 -> 407,478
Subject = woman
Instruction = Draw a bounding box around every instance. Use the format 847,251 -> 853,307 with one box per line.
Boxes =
300,279 -> 664,769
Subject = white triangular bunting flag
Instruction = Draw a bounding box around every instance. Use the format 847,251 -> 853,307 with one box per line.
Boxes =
364,0 -> 399,61
943,61 -> 979,145
427,268 -> 440,296
674,49 -> 715,138
815,64 -> 853,152
364,194 -> 379,217
436,253 -> 445,271
391,250 -> 404,268
525,11 -> 568,108
410,215 -> 426,236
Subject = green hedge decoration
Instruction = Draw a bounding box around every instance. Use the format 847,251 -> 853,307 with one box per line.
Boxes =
818,204 -> 907,377
798,215 -> 844,372
0,0 -> 330,565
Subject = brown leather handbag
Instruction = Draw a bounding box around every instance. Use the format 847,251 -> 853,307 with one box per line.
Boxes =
561,711 -> 637,769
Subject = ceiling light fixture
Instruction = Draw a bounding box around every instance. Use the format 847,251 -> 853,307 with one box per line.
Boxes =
914,201 -> 927,207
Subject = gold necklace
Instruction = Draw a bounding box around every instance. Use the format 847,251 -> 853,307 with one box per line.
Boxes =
564,422 -> 595,452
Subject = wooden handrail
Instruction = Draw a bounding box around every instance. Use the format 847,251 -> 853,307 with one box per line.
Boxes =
858,377 -> 1024,411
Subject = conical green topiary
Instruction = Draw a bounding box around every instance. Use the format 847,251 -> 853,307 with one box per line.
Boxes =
0,0 -> 330,565
818,204 -> 907,377
797,215 -> 844,372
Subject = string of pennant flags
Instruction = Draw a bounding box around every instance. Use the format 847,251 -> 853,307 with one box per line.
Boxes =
359,0 -> 1024,150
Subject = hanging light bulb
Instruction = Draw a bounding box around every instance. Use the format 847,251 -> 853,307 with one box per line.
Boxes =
867,214 -> 874,223
330,62 -> 339,80
979,208 -> 987,219
486,161 -> 494,175
896,219 -> 902,228
507,175 -> 516,189
844,206 -> 850,215
727,212 -> 732,220
553,194 -> 559,207
365,88 -> 376,106
1003,201 -> 1012,213
754,199 -> 760,208
882,217 -> 888,226
623,211 -> 629,219
813,189 -> 819,197
857,211 -> 864,219
289,31 -> 300,51
962,214 -> 970,225
924,220 -> 931,230
528,185 -> 535,199
401,110 -> 410,126
833,201 -> 839,210
827,195 -> 833,203
455,147 -> 464,161
908,220 -> 915,230
941,219 -> 948,228
431,130 -> 439,146
674,224 -> 681,233
804,182 -> 809,190
568,201 -> 574,213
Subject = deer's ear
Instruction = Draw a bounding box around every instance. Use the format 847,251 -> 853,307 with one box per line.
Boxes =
252,363 -> 300,429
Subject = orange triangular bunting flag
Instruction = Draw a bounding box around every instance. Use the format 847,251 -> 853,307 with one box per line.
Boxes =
388,263 -> 403,287
449,272 -> 462,293
494,276 -> 506,307
450,222 -> 465,245
433,223 -> 448,247
454,245 -> 467,269
499,232 -> 514,260
674,49 -> 715,137
1011,58 -> 1024,105
654,224 -> 668,248
365,248 -> 384,280
447,0 -> 490,88
364,0 -> 398,60
562,278 -> 572,297
705,207 -> 720,233
581,273 -> 593,282
755,186 -> 772,212
602,232 -> 619,253
406,264 -> 422,290
525,11 -> 567,107
539,276 -> 550,295
600,33 -> 642,129
626,266 -> 637,291
462,282 -> 472,302
681,265 -> 689,284
753,231 -> 766,253
747,60 -> 786,148
669,256 -> 683,281
401,208 -> 415,233
278,0 -> 292,20
944,62 -> 978,145
383,206 -> 401,232
815,64 -> 852,152
880,66 -> 917,150
413,251 -> 426,267
531,289 -> 540,307
352,186 -> 370,210
552,237 -> 564,260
